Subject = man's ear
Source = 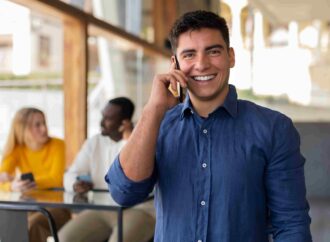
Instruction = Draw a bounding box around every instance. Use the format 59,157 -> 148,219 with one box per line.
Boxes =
229,47 -> 235,68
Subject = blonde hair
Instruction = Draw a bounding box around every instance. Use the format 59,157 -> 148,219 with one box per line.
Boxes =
2,107 -> 45,157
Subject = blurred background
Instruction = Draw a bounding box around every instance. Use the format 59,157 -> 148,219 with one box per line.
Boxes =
0,0 -> 329,240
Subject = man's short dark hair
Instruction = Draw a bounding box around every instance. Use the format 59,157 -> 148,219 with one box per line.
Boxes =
109,97 -> 135,120
168,10 -> 230,53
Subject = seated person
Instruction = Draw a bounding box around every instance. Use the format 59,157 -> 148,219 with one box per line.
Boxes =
0,107 -> 71,242
59,97 -> 155,242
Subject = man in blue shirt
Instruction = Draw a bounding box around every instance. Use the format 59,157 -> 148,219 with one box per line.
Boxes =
106,10 -> 312,242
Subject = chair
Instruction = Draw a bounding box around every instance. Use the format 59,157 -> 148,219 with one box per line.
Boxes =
0,203 -> 59,242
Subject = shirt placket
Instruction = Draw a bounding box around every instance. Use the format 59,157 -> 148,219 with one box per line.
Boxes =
195,120 -> 212,242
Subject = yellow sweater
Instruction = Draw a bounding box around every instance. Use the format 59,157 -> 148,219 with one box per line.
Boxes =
0,138 -> 65,191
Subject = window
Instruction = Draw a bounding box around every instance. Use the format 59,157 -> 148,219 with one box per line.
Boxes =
0,1 -> 64,155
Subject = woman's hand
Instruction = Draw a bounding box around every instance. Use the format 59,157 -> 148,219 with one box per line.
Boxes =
11,178 -> 36,192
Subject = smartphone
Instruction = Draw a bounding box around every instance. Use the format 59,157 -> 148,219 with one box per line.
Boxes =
21,172 -> 34,182
76,174 -> 92,183
174,55 -> 184,102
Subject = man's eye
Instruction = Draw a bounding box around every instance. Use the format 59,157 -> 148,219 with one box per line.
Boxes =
183,53 -> 194,59
208,49 -> 221,56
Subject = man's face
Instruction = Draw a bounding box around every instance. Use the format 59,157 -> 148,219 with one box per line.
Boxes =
100,104 -> 123,137
175,28 -> 235,105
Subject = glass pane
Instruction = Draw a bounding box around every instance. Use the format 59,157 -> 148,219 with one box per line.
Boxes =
222,3 -> 330,121
59,0 -> 154,43
87,31 -> 168,137
59,0 -> 93,13
0,1 -> 64,155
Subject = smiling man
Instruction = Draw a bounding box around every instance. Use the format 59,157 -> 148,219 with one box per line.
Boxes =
106,10 -> 312,242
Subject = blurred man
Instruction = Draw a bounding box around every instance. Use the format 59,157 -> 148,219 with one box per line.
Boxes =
59,97 -> 155,242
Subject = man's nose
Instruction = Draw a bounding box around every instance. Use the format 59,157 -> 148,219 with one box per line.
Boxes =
194,54 -> 210,71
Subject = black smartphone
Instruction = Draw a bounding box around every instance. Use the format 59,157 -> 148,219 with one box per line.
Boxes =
21,172 -> 34,182
174,55 -> 184,102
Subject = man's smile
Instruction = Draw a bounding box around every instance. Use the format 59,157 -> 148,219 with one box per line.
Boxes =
191,74 -> 216,82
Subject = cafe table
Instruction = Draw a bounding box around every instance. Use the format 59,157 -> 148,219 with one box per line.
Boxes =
0,189 -> 151,242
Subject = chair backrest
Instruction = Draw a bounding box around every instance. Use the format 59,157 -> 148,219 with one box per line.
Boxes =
0,210 -> 29,242
0,204 -> 59,242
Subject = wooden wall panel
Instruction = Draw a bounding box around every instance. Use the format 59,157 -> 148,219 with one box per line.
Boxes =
63,16 -> 88,166
153,0 -> 177,49
153,0 -> 220,50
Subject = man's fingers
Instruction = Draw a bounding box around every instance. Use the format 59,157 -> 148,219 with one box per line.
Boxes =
166,69 -> 188,98
165,73 -> 179,93
172,70 -> 188,88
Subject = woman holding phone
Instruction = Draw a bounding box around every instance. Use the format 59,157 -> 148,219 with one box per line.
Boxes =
0,107 -> 71,242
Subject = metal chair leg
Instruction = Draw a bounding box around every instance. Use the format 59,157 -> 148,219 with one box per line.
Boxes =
0,204 -> 59,242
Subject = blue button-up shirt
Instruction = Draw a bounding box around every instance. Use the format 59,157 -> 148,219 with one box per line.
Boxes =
106,85 -> 312,242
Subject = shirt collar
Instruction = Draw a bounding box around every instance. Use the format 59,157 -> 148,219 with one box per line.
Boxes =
180,95 -> 194,119
180,84 -> 238,119
222,84 -> 238,118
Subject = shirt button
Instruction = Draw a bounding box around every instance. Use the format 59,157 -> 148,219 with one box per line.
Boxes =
202,163 -> 207,168
201,200 -> 206,206
203,129 -> 207,134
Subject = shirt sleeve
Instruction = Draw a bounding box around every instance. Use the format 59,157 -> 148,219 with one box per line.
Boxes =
64,139 -> 92,192
265,115 -> 312,242
0,150 -> 18,175
0,151 -> 18,191
105,155 -> 156,207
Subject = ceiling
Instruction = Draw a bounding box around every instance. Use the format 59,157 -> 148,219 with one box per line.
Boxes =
249,0 -> 330,24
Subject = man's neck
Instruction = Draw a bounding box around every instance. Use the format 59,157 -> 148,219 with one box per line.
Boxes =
108,134 -> 122,142
190,86 -> 229,118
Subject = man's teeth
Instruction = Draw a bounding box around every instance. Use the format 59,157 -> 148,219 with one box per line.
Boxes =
193,75 -> 215,81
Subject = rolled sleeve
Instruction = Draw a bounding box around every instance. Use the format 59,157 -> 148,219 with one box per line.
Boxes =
266,116 -> 312,241
105,155 -> 156,207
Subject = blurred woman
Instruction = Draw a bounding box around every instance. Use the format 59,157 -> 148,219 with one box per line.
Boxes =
0,107 -> 71,242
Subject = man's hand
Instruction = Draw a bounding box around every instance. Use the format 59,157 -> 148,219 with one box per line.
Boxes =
11,178 -> 36,192
119,120 -> 134,140
73,180 -> 93,194
118,61 -> 188,182
147,61 -> 188,114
